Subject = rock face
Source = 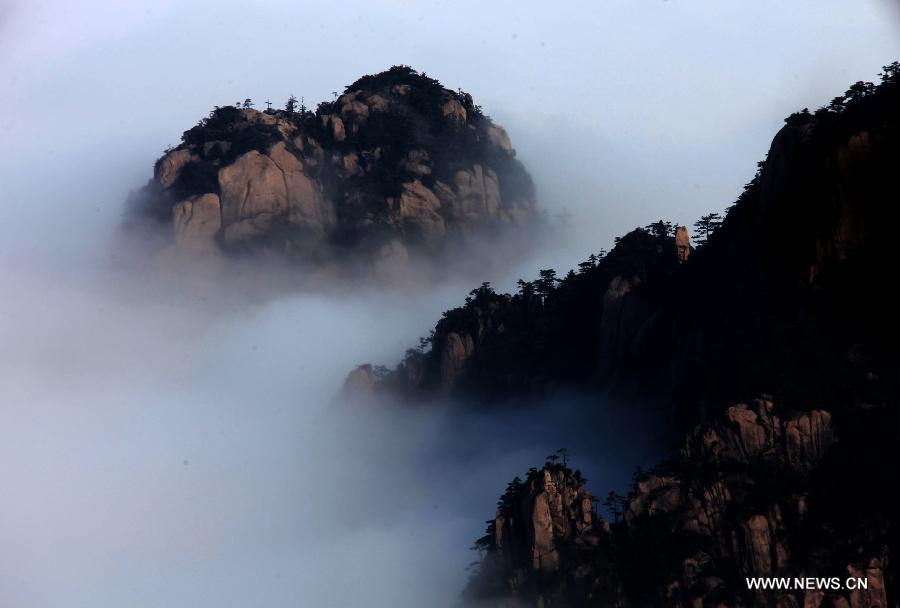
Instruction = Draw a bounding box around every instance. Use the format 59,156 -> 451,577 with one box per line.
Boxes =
467,398 -> 891,608
124,66 -> 538,277
466,464 -> 618,606
674,225 -> 690,262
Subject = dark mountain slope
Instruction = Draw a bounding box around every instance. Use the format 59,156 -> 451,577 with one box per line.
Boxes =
357,63 -> 900,429
347,64 -> 900,607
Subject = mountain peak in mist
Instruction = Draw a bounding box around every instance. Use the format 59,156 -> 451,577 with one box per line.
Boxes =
362,63 -> 900,607
124,65 -> 539,280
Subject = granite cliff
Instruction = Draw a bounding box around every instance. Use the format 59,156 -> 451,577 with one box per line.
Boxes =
124,66 -> 537,278
466,398 -> 893,607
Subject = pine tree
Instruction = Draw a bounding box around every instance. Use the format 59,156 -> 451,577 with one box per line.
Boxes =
516,279 -> 535,298
603,491 -> 627,523
880,62 -> 900,85
693,213 -> 723,247
844,81 -> 876,105
646,220 -> 674,238
535,269 -> 558,300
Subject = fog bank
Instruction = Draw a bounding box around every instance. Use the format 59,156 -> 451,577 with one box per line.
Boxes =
0,256 -> 662,607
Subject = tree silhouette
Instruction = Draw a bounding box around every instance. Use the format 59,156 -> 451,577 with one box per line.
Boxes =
556,448 -> 569,467
603,491 -> 627,523
242,98 -> 254,109
844,81 -> 876,105
646,220 -> 674,238
535,269 -> 558,300
417,333 -> 434,352
465,282 -> 495,307
516,279 -> 535,298
693,213 -> 723,246
880,62 -> 900,84
827,95 -> 846,113
285,95 -> 298,114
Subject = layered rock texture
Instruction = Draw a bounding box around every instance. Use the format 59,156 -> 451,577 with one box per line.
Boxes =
124,66 -> 537,276
466,398 -> 892,607
351,66 -> 900,605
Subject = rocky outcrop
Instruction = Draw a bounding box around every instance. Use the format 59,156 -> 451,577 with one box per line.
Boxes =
355,228 -> 683,401
355,68 -> 900,606
468,398 -> 891,607
681,399 -> 834,471
466,464 -> 618,606
493,467 -> 597,574
124,66 -> 538,276
340,364 -> 377,402
173,193 -> 220,251
355,66 -> 900,425
674,226 -> 690,262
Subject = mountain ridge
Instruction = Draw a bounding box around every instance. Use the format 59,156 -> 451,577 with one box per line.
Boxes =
348,62 -> 900,607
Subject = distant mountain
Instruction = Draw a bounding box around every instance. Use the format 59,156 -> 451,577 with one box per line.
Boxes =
349,63 -> 900,606
123,66 -> 538,278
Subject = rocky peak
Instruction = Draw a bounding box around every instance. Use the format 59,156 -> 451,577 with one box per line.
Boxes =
674,225 -> 691,262
468,398 -> 890,608
466,461 -> 614,605
123,66 -> 538,279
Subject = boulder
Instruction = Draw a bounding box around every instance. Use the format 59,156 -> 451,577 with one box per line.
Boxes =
155,148 -> 196,188
218,150 -> 287,244
173,193 -> 220,251
487,125 -> 513,152
441,98 -> 467,122
268,142 -> 333,235
451,165 -> 501,222
397,180 -> 446,239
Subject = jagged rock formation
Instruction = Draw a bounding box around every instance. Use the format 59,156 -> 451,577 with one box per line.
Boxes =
674,226 -> 690,262
350,65 -> 900,606
466,464 -> 620,606
124,66 -> 537,277
467,398 -> 892,607
359,227 -> 685,402
355,65 -> 900,426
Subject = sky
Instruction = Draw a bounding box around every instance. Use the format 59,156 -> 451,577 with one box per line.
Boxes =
0,1 -> 898,606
